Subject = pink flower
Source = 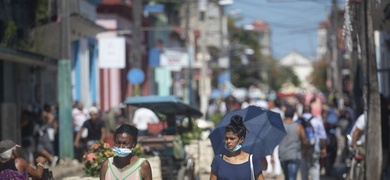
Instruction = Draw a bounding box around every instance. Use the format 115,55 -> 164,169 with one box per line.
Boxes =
88,153 -> 97,162
91,143 -> 100,149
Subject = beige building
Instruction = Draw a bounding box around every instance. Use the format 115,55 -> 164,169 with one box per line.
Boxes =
279,52 -> 315,92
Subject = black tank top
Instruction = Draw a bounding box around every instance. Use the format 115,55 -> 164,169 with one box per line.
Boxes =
0,159 -> 18,171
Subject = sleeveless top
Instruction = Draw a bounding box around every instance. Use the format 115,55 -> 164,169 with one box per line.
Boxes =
278,123 -> 301,161
211,154 -> 262,180
0,159 -> 28,180
105,157 -> 146,180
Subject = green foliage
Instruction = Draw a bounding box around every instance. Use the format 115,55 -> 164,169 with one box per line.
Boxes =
83,141 -> 116,177
267,59 -> 301,91
309,57 -> 328,92
83,141 -> 145,177
182,121 -> 203,144
35,0 -> 49,23
210,111 -> 224,128
1,21 -> 17,46
227,16 -> 265,87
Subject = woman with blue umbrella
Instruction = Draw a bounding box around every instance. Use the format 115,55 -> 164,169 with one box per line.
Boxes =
209,115 -> 265,180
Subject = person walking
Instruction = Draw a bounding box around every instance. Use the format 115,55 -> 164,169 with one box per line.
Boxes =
278,106 -> 309,180
209,115 -> 265,180
72,101 -> 89,161
299,105 -> 327,180
100,124 -> 152,180
0,139 -> 47,179
266,99 -> 284,178
74,107 -> 106,150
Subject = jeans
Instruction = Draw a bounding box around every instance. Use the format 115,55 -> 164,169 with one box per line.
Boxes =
281,159 -> 301,180
300,153 -> 320,180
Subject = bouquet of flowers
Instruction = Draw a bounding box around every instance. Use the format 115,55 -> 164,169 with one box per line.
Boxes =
82,141 -> 115,177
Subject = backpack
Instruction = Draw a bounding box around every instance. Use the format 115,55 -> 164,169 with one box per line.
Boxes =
297,116 -> 316,146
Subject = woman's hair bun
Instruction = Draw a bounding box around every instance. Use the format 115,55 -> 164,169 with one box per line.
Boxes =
230,115 -> 244,126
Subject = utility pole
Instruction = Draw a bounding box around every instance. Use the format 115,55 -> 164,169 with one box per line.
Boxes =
184,0 -> 194,105
199,0 -> 210,119
360,0 -> 382,179
331,0 -> 342,105
58,0 -> 73,159
131,0 -> 142,95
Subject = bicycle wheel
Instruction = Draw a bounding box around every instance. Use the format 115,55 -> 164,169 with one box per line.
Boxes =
348,158 -> 356,180
177,166 -> 195,180
348,158 -> 363,180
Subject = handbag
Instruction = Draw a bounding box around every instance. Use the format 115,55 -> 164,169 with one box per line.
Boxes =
250,154 -> 255,180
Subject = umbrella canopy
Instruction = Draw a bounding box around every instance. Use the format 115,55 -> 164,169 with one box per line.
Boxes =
123,95 -> 202,117
209,105 -> 286,157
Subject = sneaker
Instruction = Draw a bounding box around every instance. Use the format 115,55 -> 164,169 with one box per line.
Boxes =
51,156 -> 58,167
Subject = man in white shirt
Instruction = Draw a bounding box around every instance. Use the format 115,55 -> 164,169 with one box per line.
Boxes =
132,107 -> 159,136
350,113 -> 366,149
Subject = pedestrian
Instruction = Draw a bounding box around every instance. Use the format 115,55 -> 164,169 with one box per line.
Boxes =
265,99 -> 284,178
35,104 -> 58,167
299,105 -> 327,180
132,107 -> 159,136
0,139 -> 47,179
278,106 -> 309,180
209,115 -> 265,180
74,107 -> 106,150
72,101 -> 89,161
224,95 -> 268,170
100,124 -> 152,180
20,108 -> 36,165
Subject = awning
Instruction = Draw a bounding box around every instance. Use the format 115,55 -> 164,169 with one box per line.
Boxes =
123,95 -> 203,117
0,46 -> 57,69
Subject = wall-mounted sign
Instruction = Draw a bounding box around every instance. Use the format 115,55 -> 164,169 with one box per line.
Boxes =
98,37 -> 125,68
160,49 -> 189,71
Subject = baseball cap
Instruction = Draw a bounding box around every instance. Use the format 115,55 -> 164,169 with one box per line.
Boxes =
0,139 -> 19,154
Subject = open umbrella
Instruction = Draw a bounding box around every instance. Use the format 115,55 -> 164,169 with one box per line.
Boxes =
209,105 -> 286,157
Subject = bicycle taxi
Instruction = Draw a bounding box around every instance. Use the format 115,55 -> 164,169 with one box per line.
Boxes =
123,95 -> 202,180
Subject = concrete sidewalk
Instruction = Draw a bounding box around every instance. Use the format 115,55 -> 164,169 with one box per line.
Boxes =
50,159 -> 85,179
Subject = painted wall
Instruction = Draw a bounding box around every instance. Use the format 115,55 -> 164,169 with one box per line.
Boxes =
72,38 -> 99,108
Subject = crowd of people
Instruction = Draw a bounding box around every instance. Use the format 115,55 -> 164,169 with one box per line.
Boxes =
1,99 -> 156,179
208,92 -> 390,180
1,91 -> 389,179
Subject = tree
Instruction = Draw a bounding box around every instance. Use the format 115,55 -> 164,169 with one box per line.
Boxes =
227,16 -> 300,91
309,56 -> 329,92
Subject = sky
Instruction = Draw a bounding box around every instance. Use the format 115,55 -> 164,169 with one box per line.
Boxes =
227,0 -> 345,60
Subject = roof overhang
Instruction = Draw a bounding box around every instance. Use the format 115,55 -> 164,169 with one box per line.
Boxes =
0,46 -> 57,69
31,14 -> 106,58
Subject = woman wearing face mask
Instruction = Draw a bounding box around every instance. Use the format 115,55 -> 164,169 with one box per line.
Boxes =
100,124 -> 152,180
210,115 -> 265,180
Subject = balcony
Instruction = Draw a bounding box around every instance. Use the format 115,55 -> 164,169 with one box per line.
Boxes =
30,0 -> 105,59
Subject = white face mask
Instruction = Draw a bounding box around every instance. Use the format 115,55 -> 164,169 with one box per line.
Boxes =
113,147 -> 132,157
225,143 -> 242,152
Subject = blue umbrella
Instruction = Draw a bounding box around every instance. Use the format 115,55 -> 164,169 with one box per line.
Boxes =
209,105 -> 286,157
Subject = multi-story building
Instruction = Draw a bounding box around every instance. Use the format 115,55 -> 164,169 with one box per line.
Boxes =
252,19 -> 272,58
0,0 -> 105,143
